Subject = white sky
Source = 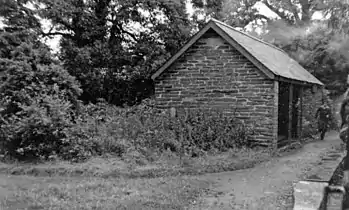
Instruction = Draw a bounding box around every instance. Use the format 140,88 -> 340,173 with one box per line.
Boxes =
1,1 -> 324,53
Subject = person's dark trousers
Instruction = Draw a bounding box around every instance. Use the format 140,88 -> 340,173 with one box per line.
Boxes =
320,128 -> 327,140
318,121 -> 328,140
318,125 -> 327,140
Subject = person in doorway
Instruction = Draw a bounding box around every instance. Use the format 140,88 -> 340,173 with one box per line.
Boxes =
315,100 -> 332,140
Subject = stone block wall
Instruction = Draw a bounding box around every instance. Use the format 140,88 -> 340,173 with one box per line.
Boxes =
154,29 -> 276,146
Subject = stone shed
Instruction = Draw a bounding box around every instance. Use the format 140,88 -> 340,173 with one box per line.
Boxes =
151,19 -> 324,148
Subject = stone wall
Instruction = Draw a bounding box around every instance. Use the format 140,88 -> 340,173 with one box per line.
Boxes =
154,29 -> 276,146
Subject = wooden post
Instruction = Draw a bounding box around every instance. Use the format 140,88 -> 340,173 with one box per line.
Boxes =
273,80 -> 279,151
288,84 -> 294,140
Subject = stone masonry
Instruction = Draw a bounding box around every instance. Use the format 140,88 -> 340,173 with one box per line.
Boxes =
154,29 -> 276,146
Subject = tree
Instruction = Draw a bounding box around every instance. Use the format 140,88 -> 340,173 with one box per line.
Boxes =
324,0 -> 349,32
37,0 -> 193,106
191,0 -> 331,28
0,0 -> 41,31
190,0 -> 225,28
0,0 -> 82,160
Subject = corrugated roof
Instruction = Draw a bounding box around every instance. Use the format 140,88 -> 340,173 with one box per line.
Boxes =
212,19 -> 323,85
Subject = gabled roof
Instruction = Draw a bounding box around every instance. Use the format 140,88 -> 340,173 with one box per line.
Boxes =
151,19 -> 323,86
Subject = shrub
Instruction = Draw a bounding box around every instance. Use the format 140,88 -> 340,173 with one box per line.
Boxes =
0,62 -> 81,113
62,101 -> 256,161
61,103 -> 132,161
0,62 -> 82,161
0,89 -> 75,160
170,108 -> 255,154
61,100 -> 169,161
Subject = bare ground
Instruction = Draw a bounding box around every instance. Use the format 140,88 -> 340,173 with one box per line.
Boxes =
190,130 -> 343,210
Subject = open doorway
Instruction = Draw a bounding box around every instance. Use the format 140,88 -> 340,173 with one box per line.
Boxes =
291,86 -> 301,139
278,82 -> 289,147
277,82 -> 301,147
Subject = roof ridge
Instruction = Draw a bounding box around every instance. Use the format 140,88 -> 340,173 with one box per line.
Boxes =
210,18 -> 286,54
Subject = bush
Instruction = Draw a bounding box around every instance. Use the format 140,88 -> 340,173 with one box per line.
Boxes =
61,100 -> 167,161
62,100 -> 256,161
61,102 -> 132,161
0,63 -> 81,113
0,62 -> 82,161
0,91 -> 74,160
179,108 -> 255,151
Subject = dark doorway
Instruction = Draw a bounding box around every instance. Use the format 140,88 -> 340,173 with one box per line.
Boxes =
277,82 -> 301,147
278,82 -> 289,147
291,86 -> 301,138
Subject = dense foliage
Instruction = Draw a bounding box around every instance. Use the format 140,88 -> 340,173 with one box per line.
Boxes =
62,101 -> 255,162
37,0 -> 193,106
0,0 -> 81,160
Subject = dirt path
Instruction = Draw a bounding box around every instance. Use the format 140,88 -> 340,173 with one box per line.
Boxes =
190,131 -> 343,210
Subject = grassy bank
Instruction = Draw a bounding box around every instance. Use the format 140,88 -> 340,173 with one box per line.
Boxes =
0,174 -> 211,210
0,147 -> 272,178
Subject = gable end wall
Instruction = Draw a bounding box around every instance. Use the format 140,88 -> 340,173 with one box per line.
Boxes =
154,30 -> 276,146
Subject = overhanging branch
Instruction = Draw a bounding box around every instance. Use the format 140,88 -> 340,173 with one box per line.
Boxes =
287,0 -> 301,23
262,0 -> 294,24
120,28 -> 139,42
41,24 -> 73,38
41,31 -> 73,38
254,13 -> 271,21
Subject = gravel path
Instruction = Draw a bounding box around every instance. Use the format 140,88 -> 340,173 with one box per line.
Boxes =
190,131 -> 343,210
